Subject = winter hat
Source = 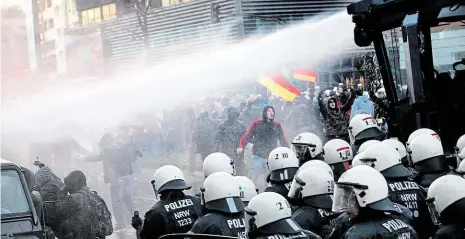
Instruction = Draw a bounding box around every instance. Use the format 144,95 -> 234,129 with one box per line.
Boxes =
64,170 -> 87,193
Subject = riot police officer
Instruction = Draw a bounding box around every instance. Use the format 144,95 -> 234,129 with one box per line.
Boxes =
409,134 -> 454,188
235,176 -> 258,206
203,152 -> 235,178
357,140 -> 381,154
457,150 -> 465,177
299,160 -> 334,179
189,172 -> 246,238
330,165 -> 418,239
288,167 -> 337,238
265,147 -> 299,204
292,132 -> 323,165
245,192 -> 321,239
323,139 -> 353,181
427,175 -> 465,239
356,143 -> 434,238
348,113 -> 385,153
134,165 -> 202,239
383,138 -> 418,175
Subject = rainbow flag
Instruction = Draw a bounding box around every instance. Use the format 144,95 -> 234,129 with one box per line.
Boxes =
258,74 -> 301,102
293,69 -> 317,83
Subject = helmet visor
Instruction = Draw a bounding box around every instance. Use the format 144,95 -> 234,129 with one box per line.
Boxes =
292,144 -> 311,160
287,176 -> 305,199
332,184 -> 357,213
425,197 -> 441,226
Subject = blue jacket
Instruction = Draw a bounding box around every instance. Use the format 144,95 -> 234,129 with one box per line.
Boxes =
350,96 -> 375,119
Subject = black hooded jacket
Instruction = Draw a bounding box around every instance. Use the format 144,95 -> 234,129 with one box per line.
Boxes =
239,106 -> 288,159
215,107 -> 247,159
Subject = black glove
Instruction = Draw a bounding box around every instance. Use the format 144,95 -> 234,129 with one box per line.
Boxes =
33,160 -> 45,168
132,211 -> 142,230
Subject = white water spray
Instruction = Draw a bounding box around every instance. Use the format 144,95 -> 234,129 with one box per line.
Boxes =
2,11 -> 356,148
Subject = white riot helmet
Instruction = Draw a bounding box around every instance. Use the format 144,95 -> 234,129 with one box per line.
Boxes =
426,175 -> 465,225
268,147 -> 299,182
383,138 -> 409,166
357,140 -> 381,154
234,176 -> 258,205
409,134 -> 448,173
358,144 -> 412,178
292,132 -> 323,162
245,192 -> 301,235
288,167 -> 334,210
201,172 -> 244,213
407,128 -> 440,149
323,139 -> 353,179
333,165 -> 397,214
348,114 -> 384,146
203,152 -> 234,178
299,160 -> 334,179
455,135 -> 465,167
351,152 -> 365,168
456,148 -> 465,177
151,165 -> 191,194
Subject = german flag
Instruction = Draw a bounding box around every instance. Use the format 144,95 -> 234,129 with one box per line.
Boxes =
258,74 -> 301,102
293,69 -> 317,83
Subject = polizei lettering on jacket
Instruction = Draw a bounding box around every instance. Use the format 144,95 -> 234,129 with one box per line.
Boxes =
388,181 -> 420,192
164,199 -> 194,212
227,218 -> 246,229
381,219 -> 410,233
317,208 -> 335,218
266,232 -> 307,239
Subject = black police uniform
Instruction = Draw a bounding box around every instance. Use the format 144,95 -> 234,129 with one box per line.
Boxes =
291,195 -> 337,238
412,155 -> 454,188
343,214 -> 419,239
140,195 -> 202,239
190,197 -> 246,238
190,212 -> 246,238
248,217 -> 322,239
433,224 -> 465,239
265,167 -> 299,208
326,203 -> 415,239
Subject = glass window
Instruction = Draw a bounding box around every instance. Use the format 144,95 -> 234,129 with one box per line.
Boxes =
102,5 -> 110,20
1,170 -> 30,215
431,22 -> 465,72
109,3 -> 116,18
81,10 -> 88,25
93,7 -> 102,23
162,0 -> 170,7
88,8 -> 94,23
55,6 -> 59,16
382,28 -> 407,101
170,0 -> 179,5
46,0 -> 52,8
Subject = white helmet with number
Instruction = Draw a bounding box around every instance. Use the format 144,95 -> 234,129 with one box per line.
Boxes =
152,165 -> 191,194
288,167 -> 334,209
292,132 -> 323,162
333,165 -> 397,213
245,192 -> 301,235
358,144 -> 412,178
323,139 -> 353,164
409,134 -> 448,173
299,160 -> 334,179
203,152 -> 234,178
234,176 -> 258,205
383,138 -> 409,166
348,114 -> 383,145
357,140 -> 381,154
268,147 -> 299,182
407,128 -> 440,147
201,172 -> 244,213
426,175 -> 465,225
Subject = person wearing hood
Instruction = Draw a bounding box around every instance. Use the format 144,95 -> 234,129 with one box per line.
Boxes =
214,106 -> 247,175
318,90 -> 353,141
238,106 -> 288,191
350,88 -> 375,119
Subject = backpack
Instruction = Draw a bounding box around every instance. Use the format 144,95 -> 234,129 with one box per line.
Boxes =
87,190 -> 113,236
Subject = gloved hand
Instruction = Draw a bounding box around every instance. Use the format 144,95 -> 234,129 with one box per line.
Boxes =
33,160 -> 45,168
132,211 -> 142,230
